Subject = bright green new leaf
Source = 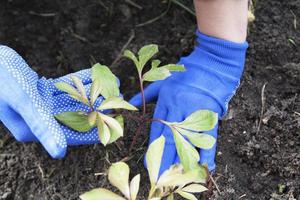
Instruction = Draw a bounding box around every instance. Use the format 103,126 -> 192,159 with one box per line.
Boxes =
151,59 -> 161,69
97,115 -> 110,146
123,50 -> 140,72
177,128 -> 216,150
146,135 -> 165,186
108,115 -> 124,144
92,63 -> 120,99
172,110 -> 218,132
161,64 -> 185,72
71,75 -> 89,105
90,79 -> 102,105
130,174 -> 140,200
172,128 -> 200,172
97,96 -> 138,111
54,111 -> 94,132
108,162 -> 130,199
143,68 -> 171,82
54,82 -> 82,102
176,190 -> 197,200
79,188 -> 125,200
182,184 -> 208,193
138,44 -> 159,72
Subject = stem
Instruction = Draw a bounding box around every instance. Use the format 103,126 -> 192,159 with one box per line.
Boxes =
129,124 -> 143,152
139,74 -> 146,115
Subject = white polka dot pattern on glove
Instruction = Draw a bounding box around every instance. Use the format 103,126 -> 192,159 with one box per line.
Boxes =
0,45 -> 112,157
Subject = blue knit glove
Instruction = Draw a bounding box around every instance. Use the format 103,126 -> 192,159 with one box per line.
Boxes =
0,46 -> 113,158
130,31 -> 248,174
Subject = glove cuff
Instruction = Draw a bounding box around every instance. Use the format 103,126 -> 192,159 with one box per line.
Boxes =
178,31 -> 249,118
195,30 -> 248,78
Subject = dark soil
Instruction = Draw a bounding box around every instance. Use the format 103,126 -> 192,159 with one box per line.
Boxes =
0,0 -> 299,199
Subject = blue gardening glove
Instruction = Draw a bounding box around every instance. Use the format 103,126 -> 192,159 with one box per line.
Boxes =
130,31 -> 248,174
0,45 -> 116,158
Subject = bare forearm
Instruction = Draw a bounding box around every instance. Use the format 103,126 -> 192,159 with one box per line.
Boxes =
194,0 -> 249,43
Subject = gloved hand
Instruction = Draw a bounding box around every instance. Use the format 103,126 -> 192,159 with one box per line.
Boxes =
130,31 -> 248,174
0,45 -> 115,158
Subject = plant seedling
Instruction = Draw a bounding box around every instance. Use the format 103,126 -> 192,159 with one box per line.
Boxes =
80,136 -> 208,200
124,44 -> 217,172
123,44 -> 185,114
54,63 -> 138,146
54,44 -> 218,198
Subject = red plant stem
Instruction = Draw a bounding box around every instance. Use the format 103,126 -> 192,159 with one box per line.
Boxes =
129,124 -> 143,152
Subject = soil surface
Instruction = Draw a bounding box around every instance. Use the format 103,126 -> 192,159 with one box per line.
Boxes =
0,0 -> 299,200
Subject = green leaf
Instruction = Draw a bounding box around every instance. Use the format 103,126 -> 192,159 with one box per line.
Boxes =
97,115 -> 110,146
138,44 -> 159,72
161,64 -> 185,72
151,59 -> 161,69
90,79 -> 102,106
88,111 -> 98,127
97,96 -> 138,111
176,190 -> 197,200
143,68 -> 171,82
54,111 -> 94,132
130,174 -> 140,200
92,63 -> 120,99
182,184 -> 208,193
100,113 -> 124,141
146,135 -> 165,186
79,188 -> 126,200
124,50 -> 140,72
71,75 -> 89,104
157,168 -> 204,187
171,127 -> 199,172
108,115 -> 124,144
108,162 -> 130,199
54,82 -> 82,102
176,128 -> 216,150
166,194 -> 174,200
171,110 -> 218,132
192,165 -> 208,184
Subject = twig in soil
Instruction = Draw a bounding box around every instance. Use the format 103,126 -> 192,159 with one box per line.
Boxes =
51,193 -> 66,200
135,0 -> 171,27
209,174 -> 221,195
290,9 -> 297,30
120,155 -> 135,162
256,82 -> 267,135
114,142 -> 122,151
96,0 -> 109,12
94,172 -> 106,176
238,194 -> 247,199
28,11 -> 56,17
295,111 -> 300,117
171,0 -> 195,16
291,93 -> 298,111
72,33 -> 88,43
125,0 -> 143,10
110,30 -> 135,67
89,55 -> 97,66
104,151 -> 111,165
37,164 -> 45,180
